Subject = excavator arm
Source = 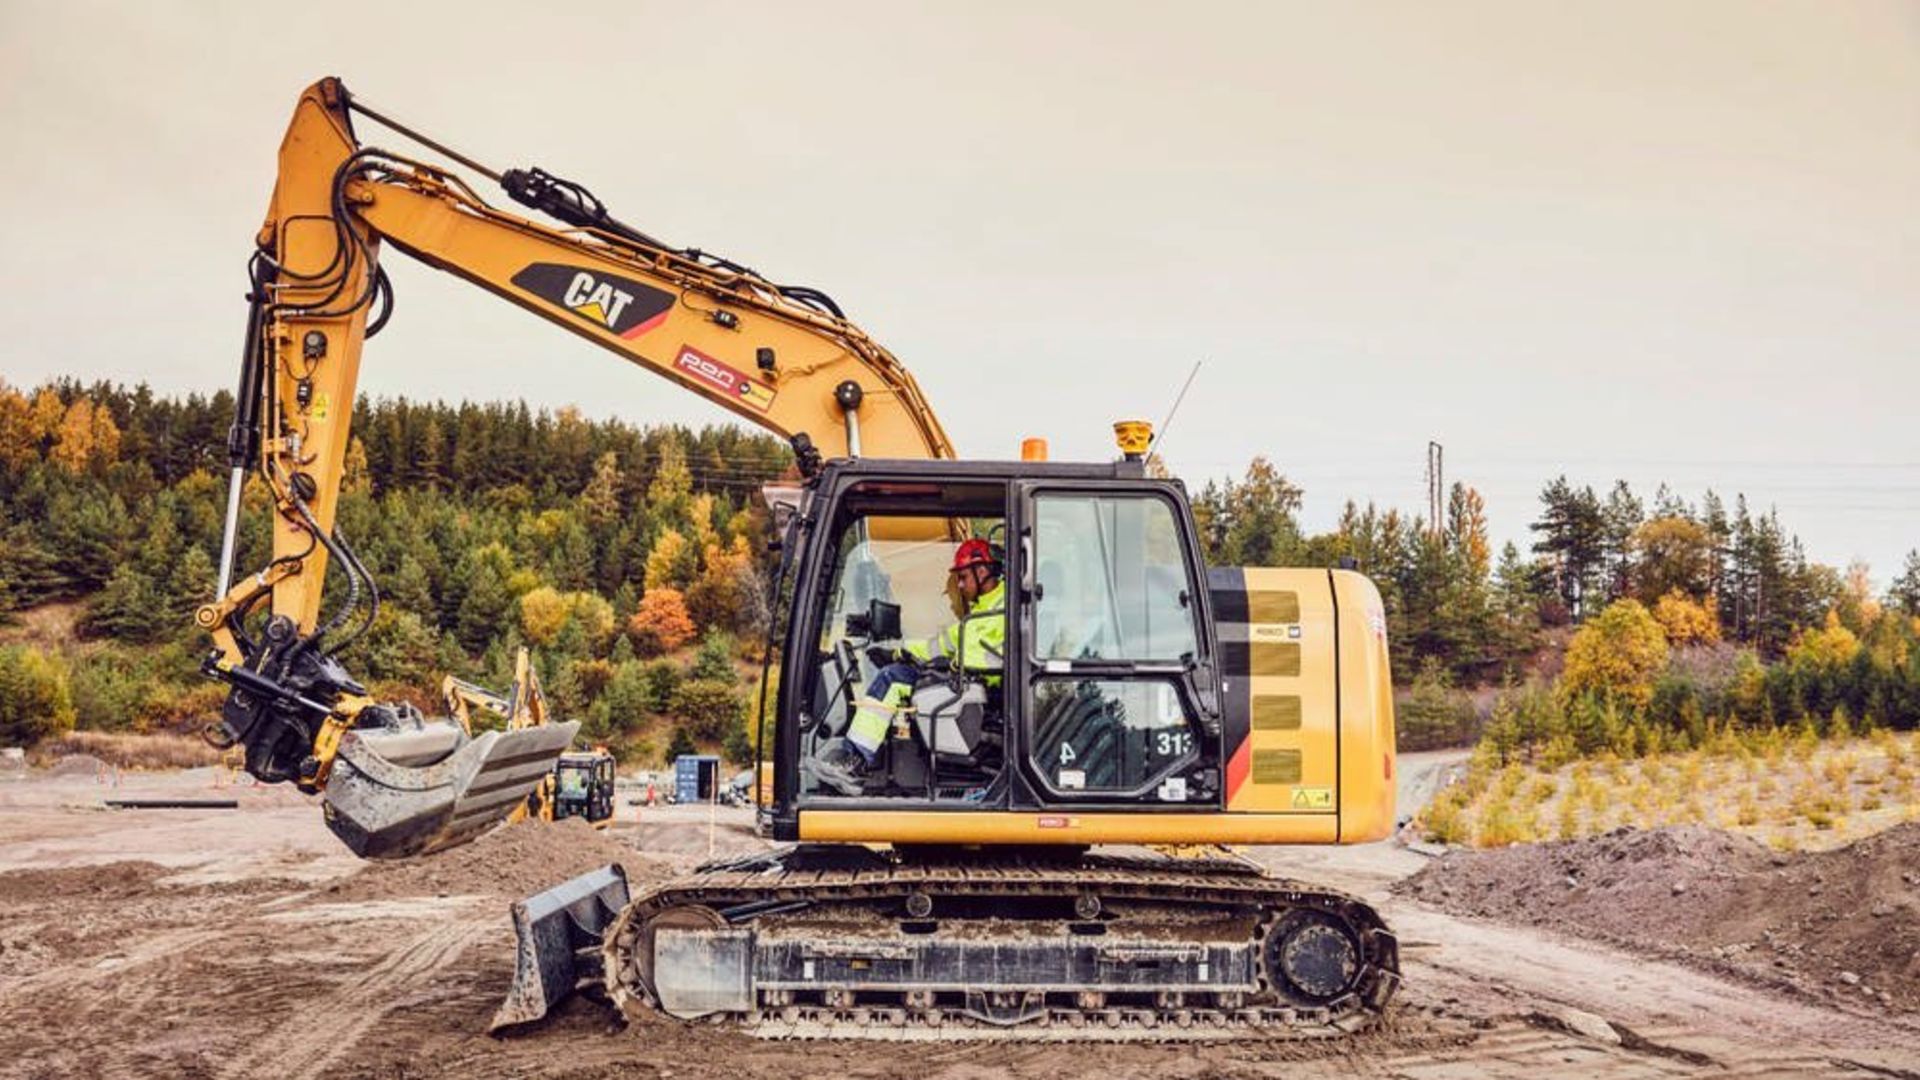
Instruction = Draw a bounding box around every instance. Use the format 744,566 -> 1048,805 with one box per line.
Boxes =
198,77 -> 953,858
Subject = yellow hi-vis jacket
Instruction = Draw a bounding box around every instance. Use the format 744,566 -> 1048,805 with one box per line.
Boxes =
904,580 -> 1007,675
846,581 -> 1005,757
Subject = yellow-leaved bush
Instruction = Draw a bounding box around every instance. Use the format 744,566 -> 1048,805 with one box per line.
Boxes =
1561,599 -> 1669,709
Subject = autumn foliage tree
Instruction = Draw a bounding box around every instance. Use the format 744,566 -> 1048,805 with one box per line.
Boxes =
1651,589 -> 1721,646
0,644 -> 75,745
520,586 -> 616,650
1633,516 -> 1714,604
687,534 -> 762,638
1561,599 -> 1669,709
627,588 -> 696,657
643,527 -> 695,591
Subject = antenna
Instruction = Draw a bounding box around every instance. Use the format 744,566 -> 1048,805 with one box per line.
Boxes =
1147,360 -> 1204,461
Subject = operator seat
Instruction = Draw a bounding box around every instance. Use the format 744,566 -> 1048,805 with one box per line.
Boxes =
910,677 -> 990,767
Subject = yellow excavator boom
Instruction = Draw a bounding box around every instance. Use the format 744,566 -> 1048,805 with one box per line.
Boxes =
198,77 -> 955,858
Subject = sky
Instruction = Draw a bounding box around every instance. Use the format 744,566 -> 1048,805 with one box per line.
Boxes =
1,1 -> 1915,580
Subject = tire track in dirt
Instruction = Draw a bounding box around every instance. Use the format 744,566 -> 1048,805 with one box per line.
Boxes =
0,926 -> 225,1007
1392,906 -> 1920,1078
217,920 -> 488,1080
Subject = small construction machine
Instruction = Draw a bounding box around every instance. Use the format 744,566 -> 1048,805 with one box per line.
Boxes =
442,649 -> 615,828
202,78 -> 1401,1039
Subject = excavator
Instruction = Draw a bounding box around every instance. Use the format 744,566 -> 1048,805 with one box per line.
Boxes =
441,649 -> 616,828
200,77 -> 1401,1039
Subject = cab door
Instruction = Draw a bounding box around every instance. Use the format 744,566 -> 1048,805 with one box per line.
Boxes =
1011,484 -> 1224,810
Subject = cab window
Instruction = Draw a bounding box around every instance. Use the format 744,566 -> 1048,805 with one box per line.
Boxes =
1033,678 -> 1195,794
1031,494 -> 1198,662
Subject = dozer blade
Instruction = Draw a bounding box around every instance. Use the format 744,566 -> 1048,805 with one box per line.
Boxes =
322,719 -> 580,859
491,864 -> 631,1033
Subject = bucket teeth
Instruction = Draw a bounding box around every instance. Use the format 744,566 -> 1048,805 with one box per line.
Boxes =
322,720 -> 579,859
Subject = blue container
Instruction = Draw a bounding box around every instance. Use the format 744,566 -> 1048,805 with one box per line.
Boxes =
673,754 -> 721,803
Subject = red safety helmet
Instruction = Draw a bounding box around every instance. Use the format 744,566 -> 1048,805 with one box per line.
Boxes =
950,538 -> 999,573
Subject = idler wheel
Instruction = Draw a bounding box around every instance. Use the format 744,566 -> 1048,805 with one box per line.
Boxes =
1264,910 -> 1361,1004
633,904 -> 726,1003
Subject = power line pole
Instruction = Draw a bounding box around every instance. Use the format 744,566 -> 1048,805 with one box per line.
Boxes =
1426,440 -> 1444,538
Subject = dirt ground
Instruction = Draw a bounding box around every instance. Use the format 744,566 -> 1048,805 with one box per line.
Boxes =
3,753 -> 1917,1080
1398,824 -> 1920,1012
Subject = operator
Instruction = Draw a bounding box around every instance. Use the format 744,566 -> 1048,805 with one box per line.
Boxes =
808,539 -> 1005,794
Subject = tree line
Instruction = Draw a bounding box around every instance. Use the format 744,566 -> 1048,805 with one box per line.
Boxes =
1195,462 -> 1916,671
2,379 -> 1914,760
0,379 -> 791,760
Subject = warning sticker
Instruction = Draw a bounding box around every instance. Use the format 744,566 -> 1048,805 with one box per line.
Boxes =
674,345 -> 777,412
1291,787 -> 1334,810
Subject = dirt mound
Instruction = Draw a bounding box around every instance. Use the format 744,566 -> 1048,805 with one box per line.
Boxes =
1398,826 -> 1771,939
0,860 -> 170,902
328,818 -> 669,903
1399,823 -> 1920,1011
0,863 -> 172,978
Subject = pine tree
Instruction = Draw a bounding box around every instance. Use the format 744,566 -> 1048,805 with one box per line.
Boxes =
581,451 -> 623,524
1650,483 -> 1691,520
450,403 -> 487,488
1530,477 -> 1606,620
169,546 -> 216,617
690,629 -> 736,682
1700,489 -> 1730,605
455,555 -> 513,652
417,415 -> 448,491
1218,458 -> 1304,567
1600,480 -> 1643,603
1492,541 -> 1544,659
1724,495 -> 1757,640
1444,483 -> 1491,581
1888,550 -> 1920,617
387,554 -> 436,615
665,725 -> 698,761
647,433 -> 693,526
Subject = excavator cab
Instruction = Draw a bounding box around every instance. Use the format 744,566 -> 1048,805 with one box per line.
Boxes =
796,478 -> 1010,802
770,457 -> 1225,834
